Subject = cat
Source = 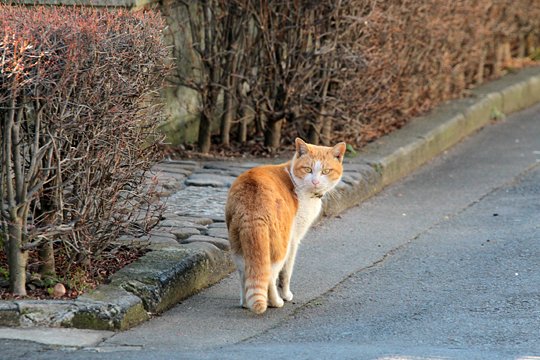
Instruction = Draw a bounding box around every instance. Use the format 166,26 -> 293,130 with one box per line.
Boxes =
225,138 -> 346,314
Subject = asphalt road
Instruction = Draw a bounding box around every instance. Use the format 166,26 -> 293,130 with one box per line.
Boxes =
2,103 -> 540,359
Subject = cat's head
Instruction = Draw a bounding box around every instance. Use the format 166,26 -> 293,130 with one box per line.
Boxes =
289,138 -> 346,197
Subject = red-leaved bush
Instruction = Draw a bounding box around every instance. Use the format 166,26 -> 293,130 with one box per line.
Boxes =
0,5 -> 171,295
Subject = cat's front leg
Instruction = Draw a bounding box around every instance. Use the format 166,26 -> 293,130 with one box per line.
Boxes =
268,283 -> 284,308
268,262 -> 284,307
278,241 -> 299,302
278,272 -> 294,301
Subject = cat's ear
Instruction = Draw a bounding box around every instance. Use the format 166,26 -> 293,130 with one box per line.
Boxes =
332,142 -> 347,162
295,138 -> 309,157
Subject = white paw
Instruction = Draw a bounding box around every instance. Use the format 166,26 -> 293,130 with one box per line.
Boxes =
281,289 -> 294,302
269,296 -> 284,308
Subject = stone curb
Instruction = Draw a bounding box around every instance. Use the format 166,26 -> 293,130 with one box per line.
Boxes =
1,66 -> 539,330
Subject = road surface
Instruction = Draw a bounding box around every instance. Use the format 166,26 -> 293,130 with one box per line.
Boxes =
2,104 -> 540,360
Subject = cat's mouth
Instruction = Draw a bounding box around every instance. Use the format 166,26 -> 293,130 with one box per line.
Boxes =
308,185 -> 326,198
311,192 -> 324,199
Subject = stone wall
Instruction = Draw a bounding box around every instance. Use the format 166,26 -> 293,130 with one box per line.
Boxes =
157,0 -> 204,145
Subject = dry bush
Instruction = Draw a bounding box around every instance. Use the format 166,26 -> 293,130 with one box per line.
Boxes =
160,0 -> 361,151
0,5 -> 171,295
160,0 -> 540,153
332,0 -> 540,146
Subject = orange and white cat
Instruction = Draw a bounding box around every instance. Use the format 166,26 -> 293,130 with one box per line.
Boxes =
226,138 -> 346,314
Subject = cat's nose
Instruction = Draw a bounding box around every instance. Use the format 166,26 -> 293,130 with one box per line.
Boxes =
312,179 -> 320,186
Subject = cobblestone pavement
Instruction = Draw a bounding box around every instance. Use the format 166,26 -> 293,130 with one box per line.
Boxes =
148,157 -> 375,252
148,160 -> 268,250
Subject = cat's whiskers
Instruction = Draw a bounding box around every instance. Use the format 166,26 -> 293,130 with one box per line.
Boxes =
324,188 -> 342,202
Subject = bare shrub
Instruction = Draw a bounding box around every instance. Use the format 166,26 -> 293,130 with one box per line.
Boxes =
159,0 -> 539,153
0,5 -> 171,295
334,0 -> 540,146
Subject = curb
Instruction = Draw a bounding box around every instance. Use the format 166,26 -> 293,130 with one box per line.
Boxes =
1,66 -> 539,330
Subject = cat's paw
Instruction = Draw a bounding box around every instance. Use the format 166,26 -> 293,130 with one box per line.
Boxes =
281,289 -> 294,302
269,296 -> 284,308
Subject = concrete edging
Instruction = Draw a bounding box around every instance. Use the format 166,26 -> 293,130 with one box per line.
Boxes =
1,66 -> 539,330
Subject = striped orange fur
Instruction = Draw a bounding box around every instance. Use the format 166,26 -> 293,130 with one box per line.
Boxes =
226,138 -> 346,314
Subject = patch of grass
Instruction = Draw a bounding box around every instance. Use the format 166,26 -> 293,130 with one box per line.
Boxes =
530,48 -> 540,61
491,107 -> 506,121
0,266 -> 8,280
345,144 -> 358,158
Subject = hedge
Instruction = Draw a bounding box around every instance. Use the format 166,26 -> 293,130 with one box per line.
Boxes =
0,5 -> 170,295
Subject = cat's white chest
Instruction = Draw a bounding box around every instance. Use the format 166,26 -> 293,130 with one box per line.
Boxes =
292,193 -> 322,243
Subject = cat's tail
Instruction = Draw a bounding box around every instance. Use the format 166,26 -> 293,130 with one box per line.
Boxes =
240,222 -> 271,315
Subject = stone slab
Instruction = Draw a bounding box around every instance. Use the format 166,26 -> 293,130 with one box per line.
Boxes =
173,216 -> 214,226
171,227 -> 201,240
0,303 -> 20,327
0,327 -> 115,347
185,173 -> 237,188
156,219 -> 208,230
205,227 -> 229,239
208,222 -> 228,229
182,235 -> 230,251
109,245 -> 234,314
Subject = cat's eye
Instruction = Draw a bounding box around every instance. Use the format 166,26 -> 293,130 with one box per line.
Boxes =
304,167 -> 312,173
322,169 -> 331,175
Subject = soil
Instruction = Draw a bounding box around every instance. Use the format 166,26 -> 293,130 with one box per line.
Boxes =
0,244 -> 148,300
160,136 -> 291,161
